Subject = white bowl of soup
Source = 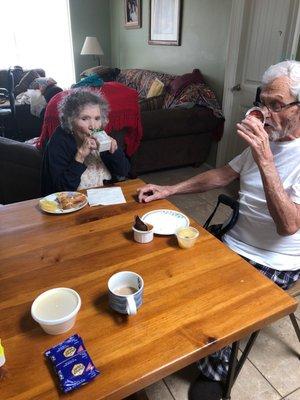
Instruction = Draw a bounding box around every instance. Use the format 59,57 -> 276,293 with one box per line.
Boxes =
31,288 -> 81,335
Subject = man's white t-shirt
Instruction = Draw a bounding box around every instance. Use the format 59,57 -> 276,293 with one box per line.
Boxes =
223,138 -> 300,271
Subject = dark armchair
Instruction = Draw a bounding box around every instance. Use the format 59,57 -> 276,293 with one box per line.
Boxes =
0,69 -> 15,136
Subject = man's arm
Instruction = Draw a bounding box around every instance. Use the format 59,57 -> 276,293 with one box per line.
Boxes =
259,164 -> 300,235
237,117 -> 300,235
137,165 -> 239,203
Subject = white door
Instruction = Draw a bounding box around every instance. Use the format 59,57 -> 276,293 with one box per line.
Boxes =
217,0 -> 300,166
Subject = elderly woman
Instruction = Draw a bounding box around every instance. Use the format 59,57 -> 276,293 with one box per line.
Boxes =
41,89 -> 130,195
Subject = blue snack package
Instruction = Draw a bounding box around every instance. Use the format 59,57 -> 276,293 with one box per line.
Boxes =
45,335 -> 100,393
56,350 -> 100,393
44,334 -> 86,368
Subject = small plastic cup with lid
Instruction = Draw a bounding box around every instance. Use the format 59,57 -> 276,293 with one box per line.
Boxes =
176,226 -> 199,249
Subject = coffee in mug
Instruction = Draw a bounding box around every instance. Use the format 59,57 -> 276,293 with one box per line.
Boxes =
114,286 -> 137,296
108,271 -> 144,315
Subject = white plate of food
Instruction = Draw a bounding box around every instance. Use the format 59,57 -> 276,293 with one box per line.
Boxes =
39,192 -> 88,214
141,209 -> 189,235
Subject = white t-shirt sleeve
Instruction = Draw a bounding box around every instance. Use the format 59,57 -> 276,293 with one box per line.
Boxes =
290,177 -> 300,204
228,147 -> 252,173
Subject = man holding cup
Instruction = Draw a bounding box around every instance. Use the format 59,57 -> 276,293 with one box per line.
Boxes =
137,60 -> 300,400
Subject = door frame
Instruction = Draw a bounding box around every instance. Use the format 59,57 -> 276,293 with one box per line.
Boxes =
216,0 -> 300,167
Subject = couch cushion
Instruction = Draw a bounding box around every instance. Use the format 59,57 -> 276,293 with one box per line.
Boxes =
168,69 -> 204,97
139,94 -> 164,111
141,107 -> 222,141
116,69 -> 175,98
14,69 -> 41,95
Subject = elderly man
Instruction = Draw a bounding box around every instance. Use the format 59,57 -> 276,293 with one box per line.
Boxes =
137,60 -> 300,400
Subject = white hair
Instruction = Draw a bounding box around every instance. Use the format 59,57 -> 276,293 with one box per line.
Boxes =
261,60 -> 300,101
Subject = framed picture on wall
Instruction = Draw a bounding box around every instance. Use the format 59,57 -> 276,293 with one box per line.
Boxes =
149,0 -> 182,45
124,0 -> 142,29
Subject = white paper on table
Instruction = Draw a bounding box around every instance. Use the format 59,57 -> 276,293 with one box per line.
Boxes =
87,187 -> 126,206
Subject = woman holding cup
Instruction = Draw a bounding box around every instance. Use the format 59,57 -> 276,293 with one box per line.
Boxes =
41,88 -> 130,196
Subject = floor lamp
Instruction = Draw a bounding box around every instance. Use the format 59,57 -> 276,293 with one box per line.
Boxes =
81,36 -> 104,66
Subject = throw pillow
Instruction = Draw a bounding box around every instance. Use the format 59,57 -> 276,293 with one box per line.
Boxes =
14,69 -> 40,95
146,78 -> 164,98
168,69 -> 204,97
139,94 -> 164,112
11,66 -> 24,86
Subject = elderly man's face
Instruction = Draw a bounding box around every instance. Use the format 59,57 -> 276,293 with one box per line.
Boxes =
260,76 -> 299,141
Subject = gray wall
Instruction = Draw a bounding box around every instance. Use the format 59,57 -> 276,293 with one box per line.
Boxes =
296,40 -> 300,60
69,0 -> 232,166
69,0 -> 111,81
110,0 -> 232,101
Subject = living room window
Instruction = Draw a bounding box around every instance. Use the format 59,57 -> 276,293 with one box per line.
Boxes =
0,0 -> 75,88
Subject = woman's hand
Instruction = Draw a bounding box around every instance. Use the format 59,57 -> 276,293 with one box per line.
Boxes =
109,138 -> 118,154
75,136 -> 98,163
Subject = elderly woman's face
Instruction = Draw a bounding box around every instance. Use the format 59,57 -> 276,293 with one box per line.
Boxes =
72,104 -> 102,139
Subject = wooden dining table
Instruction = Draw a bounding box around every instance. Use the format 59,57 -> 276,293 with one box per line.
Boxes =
0,179 -> 297,400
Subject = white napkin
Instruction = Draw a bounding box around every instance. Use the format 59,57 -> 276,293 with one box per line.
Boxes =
87,187 -> 126,206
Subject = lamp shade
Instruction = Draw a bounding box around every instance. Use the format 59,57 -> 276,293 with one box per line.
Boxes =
80,36 -> 104,56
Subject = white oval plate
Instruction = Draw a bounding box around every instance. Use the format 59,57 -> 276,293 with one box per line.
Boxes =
141,209 -> 189,235
39,192 -> 87,214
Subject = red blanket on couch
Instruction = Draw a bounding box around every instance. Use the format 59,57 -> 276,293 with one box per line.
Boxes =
37,82 -> 143,156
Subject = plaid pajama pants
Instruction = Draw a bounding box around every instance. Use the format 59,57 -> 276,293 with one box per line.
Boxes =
197,258 -> 300,382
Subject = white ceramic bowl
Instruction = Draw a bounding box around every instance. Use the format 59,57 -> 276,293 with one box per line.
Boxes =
132,225 -> 154,243
31,288 -> 81,335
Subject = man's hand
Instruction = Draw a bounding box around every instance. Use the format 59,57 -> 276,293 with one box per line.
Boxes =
137,184 -> 174,203
75,136 -> 98,163
237,116 -> 274,168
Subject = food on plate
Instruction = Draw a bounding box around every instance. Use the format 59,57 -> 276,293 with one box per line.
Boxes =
57,193 -> 86,210
39,199 -> 58,212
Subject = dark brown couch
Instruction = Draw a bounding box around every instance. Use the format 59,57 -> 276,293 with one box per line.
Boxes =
117,69 -> 223,174
0,137 -> 41,204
